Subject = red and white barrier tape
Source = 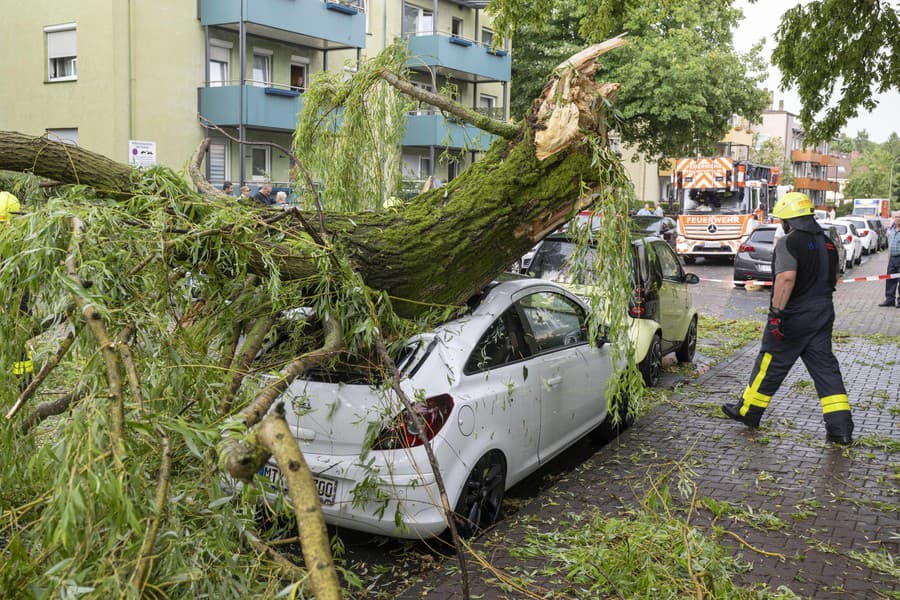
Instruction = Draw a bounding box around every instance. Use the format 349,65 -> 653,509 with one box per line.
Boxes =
705,272 -> 900,287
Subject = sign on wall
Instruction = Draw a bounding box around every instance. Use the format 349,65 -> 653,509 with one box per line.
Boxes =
128,140 -> 157,168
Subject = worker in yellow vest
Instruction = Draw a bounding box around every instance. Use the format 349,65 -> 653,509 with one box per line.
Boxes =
0,191 -> 33,390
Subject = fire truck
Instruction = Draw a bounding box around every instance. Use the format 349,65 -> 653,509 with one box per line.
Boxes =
672,156 -> 780,264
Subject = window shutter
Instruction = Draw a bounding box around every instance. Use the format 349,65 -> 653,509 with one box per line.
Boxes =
48,29 -> 77,59
208,141 -> 227,182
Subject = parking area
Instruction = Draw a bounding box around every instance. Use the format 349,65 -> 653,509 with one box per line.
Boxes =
394,250 -> 899,599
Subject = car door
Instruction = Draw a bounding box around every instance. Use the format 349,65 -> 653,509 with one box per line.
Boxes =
515,290 -> 613,463
458,307 -> 542,478
651,240 -> 690,352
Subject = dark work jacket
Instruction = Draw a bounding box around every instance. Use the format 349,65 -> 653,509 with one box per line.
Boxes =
771,216 -> 838,311
253,192 -> 274,206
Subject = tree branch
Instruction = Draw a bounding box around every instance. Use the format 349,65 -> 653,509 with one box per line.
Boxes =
21,390 -> 86,434
130,427 -> 172,594
7,323 -> 79,420
379,71 -> 521,140
219,314 -> 277,415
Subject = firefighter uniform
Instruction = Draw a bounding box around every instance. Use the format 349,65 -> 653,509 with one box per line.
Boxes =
1,191 -> 34,388
722,192 -> 854,444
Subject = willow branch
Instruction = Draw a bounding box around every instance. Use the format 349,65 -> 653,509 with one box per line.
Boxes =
219,314 -> 277,415
21,390 -> 86,434
116,323 -> 145,411
188,138 -> 226,197
257,407 -> 342,600
218,314 -> 343,481
130,427 -> 172,594
379,71 -> 520,140
7,324 -> 79,420
372,334 -> 469,598
241,528 -> 307,580
66,217 -> 127,466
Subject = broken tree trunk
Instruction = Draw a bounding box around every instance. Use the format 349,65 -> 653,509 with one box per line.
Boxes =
0,38 -> 624,318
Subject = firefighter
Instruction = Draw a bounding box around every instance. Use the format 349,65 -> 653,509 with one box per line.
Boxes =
722,192 -> 854,444
0,190 -> 33,390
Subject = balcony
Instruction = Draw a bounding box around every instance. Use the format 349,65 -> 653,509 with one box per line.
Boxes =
403,112 -> 496,151
405,34 -> 511,82
199,85 -> 304,131
199,0 -> 365,50
791,149 -> 840,166
793,177 -> 840,192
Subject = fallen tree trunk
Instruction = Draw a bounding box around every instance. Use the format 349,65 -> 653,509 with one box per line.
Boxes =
0,39 -> 623,317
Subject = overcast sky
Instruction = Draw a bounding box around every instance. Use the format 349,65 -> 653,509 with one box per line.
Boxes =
733,0 -> 899,143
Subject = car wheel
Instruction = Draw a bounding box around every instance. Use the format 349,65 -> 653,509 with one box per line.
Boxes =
676,316 -> 697,363
590,389 -> 632,443
855,251 -> 861,265
639,333 -> 662,387
683,256 -> 696,265
453,452 -> 506,538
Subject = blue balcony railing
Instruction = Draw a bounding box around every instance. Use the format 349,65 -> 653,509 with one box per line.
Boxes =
405,34 -> 511,81
200,0 -> 365,49
199,85 -> 305,131
403,112 -> 496,151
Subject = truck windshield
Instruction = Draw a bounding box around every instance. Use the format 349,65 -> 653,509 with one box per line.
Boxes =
681,188 -> 747,215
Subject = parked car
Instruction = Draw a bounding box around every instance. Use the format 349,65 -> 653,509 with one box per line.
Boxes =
261,279 -> 628,539
866,217 -> 888,251
820,223 -> 848,274
527,231 -> 699,386
509,242 -> 543,274
733,225 -> 778,286
836,216 -> 878,255
820,220 -> 862,270
631,215 -> 678,248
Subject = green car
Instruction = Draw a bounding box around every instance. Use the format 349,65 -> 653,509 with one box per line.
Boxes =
527,232 -> 699,386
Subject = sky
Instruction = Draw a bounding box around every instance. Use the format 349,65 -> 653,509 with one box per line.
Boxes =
732,0 -> 899,143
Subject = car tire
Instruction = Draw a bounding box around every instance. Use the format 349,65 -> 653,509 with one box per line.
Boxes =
453,452 -> 506,538
639,333 -> 662,387
854,251 -> 861,266
683,256 -> 696,265
590,389 -> 632,443
676,316 -> 697,363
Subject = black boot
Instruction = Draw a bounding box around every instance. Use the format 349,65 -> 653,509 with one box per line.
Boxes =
721,402 -> 764,428
824,410 -> 854,445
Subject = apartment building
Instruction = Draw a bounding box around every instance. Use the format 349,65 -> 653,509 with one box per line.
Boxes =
0,0 -> 510,195
758,103 -> 850,207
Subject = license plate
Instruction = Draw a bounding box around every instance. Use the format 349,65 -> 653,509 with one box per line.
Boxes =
260,465 -> 337,506
757,264 -> 771,273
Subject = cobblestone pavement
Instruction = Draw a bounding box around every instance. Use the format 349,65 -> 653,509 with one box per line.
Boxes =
396,250 -> 900,599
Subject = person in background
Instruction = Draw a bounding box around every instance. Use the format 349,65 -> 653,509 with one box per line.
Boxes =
636,203 -> 652,216
239,186 -> 251,200
275,191 -> 288,208
253,184 -> 274,206
293,73 -> 305,92
0,191 -> 33,391
653,202 -> 664,217
222,181 -> 233,195
878,209 -> 900,307
722,192 -> 854,445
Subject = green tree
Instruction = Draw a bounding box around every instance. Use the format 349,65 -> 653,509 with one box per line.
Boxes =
772,0 -> 899,145
844,145 -> 894,200
508,0 -> 770,158
751,136 -> 794,186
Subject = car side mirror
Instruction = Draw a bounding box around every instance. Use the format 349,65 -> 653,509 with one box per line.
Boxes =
683,272 -> 700,284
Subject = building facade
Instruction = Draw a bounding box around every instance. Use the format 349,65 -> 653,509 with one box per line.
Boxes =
0,0 -> 510,196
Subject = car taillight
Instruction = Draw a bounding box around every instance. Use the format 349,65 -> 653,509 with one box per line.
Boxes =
738,243 -> 754,253
629,287 -> 645,317
845,235 -> 852,242
860,229 -> 868,236
372,394 -> 454,450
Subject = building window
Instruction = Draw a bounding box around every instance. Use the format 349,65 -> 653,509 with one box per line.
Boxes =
408,81 -> 434,115
290,57 -> 309,92
246,145 -> 270,181
402,3 -> 433,36
208,139 -> 230,184
418,156 -> 432,178
479,94 -> 498,119
452,18 -> 463,37
46,128 -> 78,145
209,39 -> 232,87
481,27 -> 494,46
251,49 -> 272,87
45,23 -> 77,82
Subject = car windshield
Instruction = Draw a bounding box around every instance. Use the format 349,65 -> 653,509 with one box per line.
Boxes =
527,238 -> 597,284
749,228 -> 776,243
631,216 -> 662,233
830,223 -> 848,235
